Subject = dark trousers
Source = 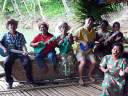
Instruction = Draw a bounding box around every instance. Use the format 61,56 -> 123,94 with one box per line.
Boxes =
3,53 -> 33,83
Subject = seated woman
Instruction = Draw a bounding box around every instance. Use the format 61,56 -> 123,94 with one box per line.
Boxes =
94,20 -> 111,67
56,21 -> 77,78
110,22 -> 125,43
100,42 -> 128,96
30,22 -> 57,74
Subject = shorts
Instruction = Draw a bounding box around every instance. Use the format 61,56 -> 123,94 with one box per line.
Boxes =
76,51 -> 95,62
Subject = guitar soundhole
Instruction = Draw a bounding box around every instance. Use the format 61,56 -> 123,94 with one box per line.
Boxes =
88,44 -> 91,47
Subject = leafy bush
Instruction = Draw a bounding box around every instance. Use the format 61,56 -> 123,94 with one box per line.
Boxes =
75,0 -> 125,26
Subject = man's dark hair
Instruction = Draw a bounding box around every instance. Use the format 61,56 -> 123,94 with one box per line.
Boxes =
85,16 -> 95,21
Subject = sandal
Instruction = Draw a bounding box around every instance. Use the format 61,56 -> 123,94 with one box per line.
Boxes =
88,77 -> 95,82
78,80 -> 84,86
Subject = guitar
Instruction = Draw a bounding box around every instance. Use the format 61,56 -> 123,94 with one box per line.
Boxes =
34,36 -> 56,53
104,31 -> 120,44
80,41 -> 94,51
0,41 -> 35,57
96,31 -> 120,51
59,29 -> 74,54
59,36 -> 70,54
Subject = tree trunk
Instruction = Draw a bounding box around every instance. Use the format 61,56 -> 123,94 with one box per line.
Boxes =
62,0 -> 72,16
38,0 -> 45,21
2,0 -> 7,13
13,0 -> 22,17
22,0 -> 33,18
32,0 -> 36,19
11,0 -> 19,16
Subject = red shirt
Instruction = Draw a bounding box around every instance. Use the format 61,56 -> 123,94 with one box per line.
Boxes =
31,33 -> 57,53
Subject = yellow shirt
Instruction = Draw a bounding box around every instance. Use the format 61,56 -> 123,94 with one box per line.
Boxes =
73,26 -> 96,53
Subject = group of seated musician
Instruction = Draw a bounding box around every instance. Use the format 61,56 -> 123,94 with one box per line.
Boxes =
0,16 -> 128,96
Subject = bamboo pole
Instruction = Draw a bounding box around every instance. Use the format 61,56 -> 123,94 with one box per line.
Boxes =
0,80 -> 102,92
0,82 -> 78,92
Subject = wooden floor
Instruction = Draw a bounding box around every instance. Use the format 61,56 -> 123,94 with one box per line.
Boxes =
0,77 -> 103,96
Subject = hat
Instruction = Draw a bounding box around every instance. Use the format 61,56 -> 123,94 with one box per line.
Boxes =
6,19 -> 18,29
38,22 -> 49,29
58,21 -> 71,31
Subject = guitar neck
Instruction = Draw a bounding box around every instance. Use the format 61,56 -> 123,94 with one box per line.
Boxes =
43,36 -> 56,45
10,49 -> 24,54
105,31 -> 119,42
43,40 -> 49,45
10,49 -> 34,55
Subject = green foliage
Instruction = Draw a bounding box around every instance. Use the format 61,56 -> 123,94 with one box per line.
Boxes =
40,0 -> 66,17
0,0 -> 67,20
75,0 -> 125,25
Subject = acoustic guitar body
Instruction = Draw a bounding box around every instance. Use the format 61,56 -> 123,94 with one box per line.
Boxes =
59,39 -> 70,54
34,41 -> 45,53
0,41 -> 14,57
80,41 -> 94,51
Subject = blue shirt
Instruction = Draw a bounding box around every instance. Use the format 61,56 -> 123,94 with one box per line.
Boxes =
0,31 -> 26,51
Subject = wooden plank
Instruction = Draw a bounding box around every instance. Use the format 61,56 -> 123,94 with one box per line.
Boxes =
68,86 -> 90,96
55,87 -> 72,96
52,87 -> 69,96
44,88 -> 58,96
45,83 -> 64,96
13,81 -> 31,96
46,88 -> 63,96
64,86 -> 89,96
0,80 -> 5,90
0,82 -> 78,92
86,85 -> 101,95
56,87 -> 76,96
75,85 -> 100,96
88,83 -> 102,91
23,83 -> 42,96
0,80 -> 17,96
34,89 -> 48,96
10,81 -> 27,96
0,78 -> 103,96
40,89 -> 53,96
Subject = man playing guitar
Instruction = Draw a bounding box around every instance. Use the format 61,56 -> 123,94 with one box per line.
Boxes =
0,19 -> 33,89
73,16 -> 97,85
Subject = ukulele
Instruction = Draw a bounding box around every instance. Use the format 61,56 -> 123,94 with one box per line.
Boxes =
34,36 -> 56,53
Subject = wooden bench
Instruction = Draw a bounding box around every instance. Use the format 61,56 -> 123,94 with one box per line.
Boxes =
0,55 -> 106,81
